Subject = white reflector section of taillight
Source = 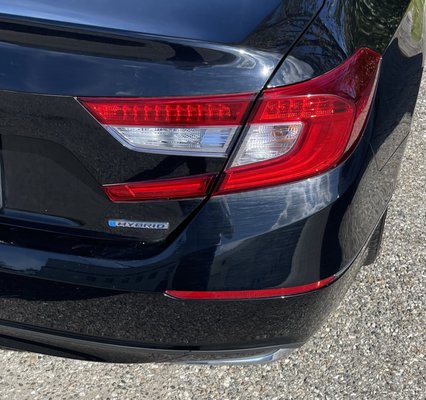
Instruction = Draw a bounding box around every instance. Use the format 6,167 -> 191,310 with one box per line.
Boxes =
106,126 -> 238,156
232,122 -> 303,166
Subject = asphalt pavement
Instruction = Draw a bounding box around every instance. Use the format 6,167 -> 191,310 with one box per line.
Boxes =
0,81 -> 424,399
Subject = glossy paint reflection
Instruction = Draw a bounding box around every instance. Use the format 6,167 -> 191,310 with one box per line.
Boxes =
0,41 -> 279,97
0,0 -> 307,45
269,0 -> 418,86
0,0 -> 323,96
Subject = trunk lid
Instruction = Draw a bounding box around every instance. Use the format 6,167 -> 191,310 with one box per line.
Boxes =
0,1 -> 321,256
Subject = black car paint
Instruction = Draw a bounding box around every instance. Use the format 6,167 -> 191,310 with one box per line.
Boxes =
269,0 -> 413,86
0,0 -> 422,362
0,0 -> 325,96
0,0 -> 321,48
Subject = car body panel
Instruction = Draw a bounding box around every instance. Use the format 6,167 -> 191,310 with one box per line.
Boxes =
0,0 -> 423,362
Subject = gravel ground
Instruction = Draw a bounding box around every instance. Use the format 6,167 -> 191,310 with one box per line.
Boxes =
0,90 -> 425,400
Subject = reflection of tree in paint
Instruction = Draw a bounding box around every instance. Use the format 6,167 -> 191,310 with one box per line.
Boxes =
343,0 -> 413,51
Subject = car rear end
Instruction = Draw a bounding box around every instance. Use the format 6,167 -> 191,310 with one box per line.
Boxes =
0,0 -> 422,363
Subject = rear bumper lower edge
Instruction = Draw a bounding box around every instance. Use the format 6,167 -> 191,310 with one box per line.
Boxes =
0,320 -> 302,364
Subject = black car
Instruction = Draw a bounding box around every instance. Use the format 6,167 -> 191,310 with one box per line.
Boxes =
0,0 -> 422,364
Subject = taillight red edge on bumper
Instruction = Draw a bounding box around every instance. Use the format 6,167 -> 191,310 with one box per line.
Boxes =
165,275 -> 336,300
79,47 -> 381,202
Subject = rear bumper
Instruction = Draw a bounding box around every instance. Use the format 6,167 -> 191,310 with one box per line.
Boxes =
0,252 -> 363,363
0,134 -> 405,362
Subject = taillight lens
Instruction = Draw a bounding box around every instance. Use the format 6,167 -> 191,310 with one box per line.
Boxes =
103,174 -> 215,202
79,94 -> 253,157
215,48 -> 381,195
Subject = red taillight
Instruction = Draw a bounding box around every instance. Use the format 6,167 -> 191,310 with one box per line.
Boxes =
79,93 -> 254,158
91,48 -> 380,202
215,48 -> 381,195
103,174 -> 216,202
79,93 -> 253,127
165,275 -> 336,300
